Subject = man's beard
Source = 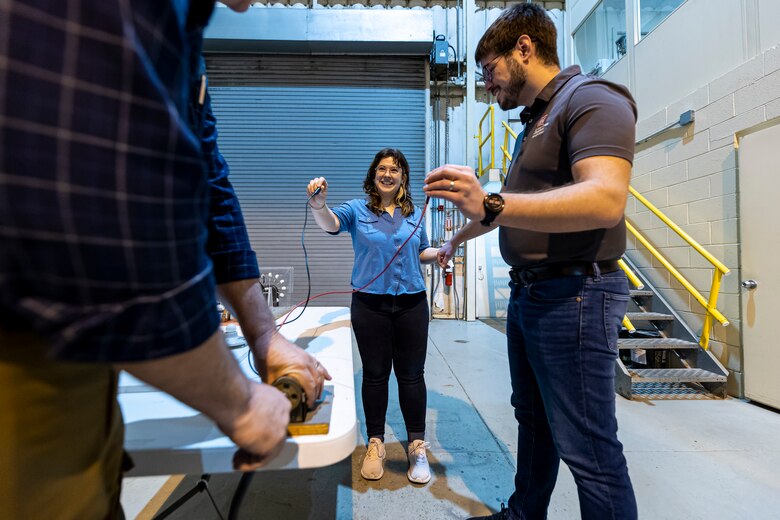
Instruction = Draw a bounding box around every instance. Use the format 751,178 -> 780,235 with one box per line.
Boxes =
497,55 -> 527,111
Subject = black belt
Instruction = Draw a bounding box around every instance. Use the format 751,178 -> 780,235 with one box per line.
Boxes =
509,260 -> 620,286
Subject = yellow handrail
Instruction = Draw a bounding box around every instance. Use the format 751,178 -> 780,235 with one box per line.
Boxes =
618,259 -> 644,289
629,186 -> 729,275
625,220 -> 729,326
501,121 -> 518,173
627,186 -> 730,349
475,106 -> 495,177
619,260 -> 641,339
623,316 -> 637,334
699,269 -> 725,349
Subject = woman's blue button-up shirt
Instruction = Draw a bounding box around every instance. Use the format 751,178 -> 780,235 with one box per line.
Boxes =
330,199 -> 430,295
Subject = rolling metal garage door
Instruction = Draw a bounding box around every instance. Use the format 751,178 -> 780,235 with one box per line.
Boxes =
205,54 -> 427,307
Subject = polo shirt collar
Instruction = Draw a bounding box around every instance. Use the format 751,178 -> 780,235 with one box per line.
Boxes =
519,65 -> 582,124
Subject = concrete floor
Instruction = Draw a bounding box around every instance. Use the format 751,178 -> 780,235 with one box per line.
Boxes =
121,319 -> 780,519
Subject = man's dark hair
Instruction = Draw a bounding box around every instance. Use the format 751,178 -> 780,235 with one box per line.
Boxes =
475,3 -> 560,68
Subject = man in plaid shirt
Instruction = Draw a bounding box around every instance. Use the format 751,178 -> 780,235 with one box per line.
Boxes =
0,2 -> 329,518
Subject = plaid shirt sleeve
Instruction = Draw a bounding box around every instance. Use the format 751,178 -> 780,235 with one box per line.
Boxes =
0,1 -> 221,362
199,83 -> 260,284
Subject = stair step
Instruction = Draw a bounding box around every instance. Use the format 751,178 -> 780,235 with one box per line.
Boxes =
629,290 -> 654,298
625,312 -> 674,321
618,338 -> 699,349
630,368 -> 726,383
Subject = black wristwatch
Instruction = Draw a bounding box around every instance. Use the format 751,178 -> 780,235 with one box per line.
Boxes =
480,193 -> 505,226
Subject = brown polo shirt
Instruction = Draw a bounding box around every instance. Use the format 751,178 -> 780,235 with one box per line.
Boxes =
499,65 -> 637,267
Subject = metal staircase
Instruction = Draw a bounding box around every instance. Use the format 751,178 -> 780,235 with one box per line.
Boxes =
615,264 -> 729,400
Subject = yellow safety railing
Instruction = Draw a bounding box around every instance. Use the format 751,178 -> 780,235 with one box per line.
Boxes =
622,316 -> 637,334
627,187 -> 730,349
618,259 -> 644,290
500,121 -> 517,173
475,106 -> 495,178
486,108 -> 731,350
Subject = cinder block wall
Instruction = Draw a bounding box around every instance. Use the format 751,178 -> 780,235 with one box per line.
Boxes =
625,44 -> 780,396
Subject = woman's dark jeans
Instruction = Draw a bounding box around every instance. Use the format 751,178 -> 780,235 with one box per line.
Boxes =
351,291 -> 428,441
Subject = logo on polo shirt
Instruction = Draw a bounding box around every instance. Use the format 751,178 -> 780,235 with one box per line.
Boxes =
530,113 -> 548,139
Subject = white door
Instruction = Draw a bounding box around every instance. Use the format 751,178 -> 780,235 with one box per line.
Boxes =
738,122 -> 780,409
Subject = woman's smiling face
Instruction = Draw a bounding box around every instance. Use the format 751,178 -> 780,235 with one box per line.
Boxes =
373,157 -> 403,200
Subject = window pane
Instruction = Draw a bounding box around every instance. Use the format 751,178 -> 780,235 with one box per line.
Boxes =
573,0 -> 626,77
639,0 -> 685,37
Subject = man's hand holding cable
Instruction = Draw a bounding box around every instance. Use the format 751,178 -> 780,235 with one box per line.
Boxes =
423,164 -> 488,222
437,241 -> 455,269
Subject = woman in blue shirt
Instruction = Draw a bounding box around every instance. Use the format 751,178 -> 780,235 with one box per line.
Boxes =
307,148 -> 439,484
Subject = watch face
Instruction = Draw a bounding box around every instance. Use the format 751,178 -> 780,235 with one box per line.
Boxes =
486,193 -> 504,212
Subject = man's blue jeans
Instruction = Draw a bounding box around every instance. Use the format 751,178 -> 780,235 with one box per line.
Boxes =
505,269 -> 637,520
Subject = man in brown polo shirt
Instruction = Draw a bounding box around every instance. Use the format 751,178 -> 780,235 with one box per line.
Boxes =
424,4 -> 638,520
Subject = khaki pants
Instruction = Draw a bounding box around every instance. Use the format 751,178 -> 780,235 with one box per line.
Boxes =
0,330 -> 125,520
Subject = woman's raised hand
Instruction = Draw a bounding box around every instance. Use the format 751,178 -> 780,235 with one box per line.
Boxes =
307,177 -> 328,208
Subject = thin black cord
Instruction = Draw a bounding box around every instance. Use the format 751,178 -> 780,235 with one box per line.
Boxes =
227,472 -> 254,520
247,190 -> 319,376
277,193 -> 318,327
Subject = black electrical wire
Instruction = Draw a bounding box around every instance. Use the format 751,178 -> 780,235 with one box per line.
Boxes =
227,472 -> 253,520
247,190 -> 320,377
274,192 -> 319,327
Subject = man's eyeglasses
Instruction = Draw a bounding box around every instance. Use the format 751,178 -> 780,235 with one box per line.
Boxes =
376,166 -> 401,175
480,54 -> 504,84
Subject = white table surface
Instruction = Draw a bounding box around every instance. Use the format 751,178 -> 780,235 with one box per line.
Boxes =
119,306 -> 357,476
